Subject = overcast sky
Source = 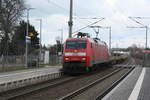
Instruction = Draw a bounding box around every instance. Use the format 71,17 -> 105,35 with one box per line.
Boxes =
26,0 -> 150,48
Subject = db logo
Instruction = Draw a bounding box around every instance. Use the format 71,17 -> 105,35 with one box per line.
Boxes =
74,50 -> 77,52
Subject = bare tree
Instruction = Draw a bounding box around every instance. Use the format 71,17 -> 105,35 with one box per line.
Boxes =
0,0 -> 26,56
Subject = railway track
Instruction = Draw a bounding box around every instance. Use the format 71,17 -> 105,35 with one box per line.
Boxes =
6,67 -> 118,100
1,58 -> 135,100
59,67 -> 134,100
0,75 -> 77,100
0,66 -> 112,100
95,67 -> 134,100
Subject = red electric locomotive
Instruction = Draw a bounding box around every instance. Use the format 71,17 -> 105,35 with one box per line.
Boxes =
62,32 -> 110,73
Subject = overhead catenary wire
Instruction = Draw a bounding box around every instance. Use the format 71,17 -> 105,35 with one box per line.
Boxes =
47,0 -> 104,34
127,17 -> 150,66
47,0 -> 79,18
128,17 -> 150,29
74,17 -> 105,35
128,17 -> 147,27
130,17 -> 150,19
74,17 -> 104,19
47,0 -> 69,13
72,18 -> 105,36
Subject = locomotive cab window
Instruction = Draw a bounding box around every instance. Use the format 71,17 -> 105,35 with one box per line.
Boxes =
66,40 -> 87,49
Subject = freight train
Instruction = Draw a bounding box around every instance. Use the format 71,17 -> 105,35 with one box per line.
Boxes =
62,32 -> 127,74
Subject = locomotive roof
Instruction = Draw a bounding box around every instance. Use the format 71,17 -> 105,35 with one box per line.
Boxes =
66,38 -> 107,46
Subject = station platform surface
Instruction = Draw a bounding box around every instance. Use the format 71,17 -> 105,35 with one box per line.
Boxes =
0,65 -> 62,94
103,66 -> 150,100
0,65 -> 62,84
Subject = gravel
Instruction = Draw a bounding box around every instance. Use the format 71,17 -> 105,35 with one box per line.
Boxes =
11,67 -> 118,100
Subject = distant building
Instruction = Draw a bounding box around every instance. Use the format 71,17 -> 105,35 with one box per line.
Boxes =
142,50 -> 150,53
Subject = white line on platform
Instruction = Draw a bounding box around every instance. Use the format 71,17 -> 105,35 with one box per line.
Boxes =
128,68 -> 146,100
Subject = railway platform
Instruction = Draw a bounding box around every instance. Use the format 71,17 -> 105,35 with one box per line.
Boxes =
0,66 -> 62,92
103,66 -> 150,100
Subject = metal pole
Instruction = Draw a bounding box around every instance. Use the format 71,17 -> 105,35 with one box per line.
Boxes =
36,19 -> 42,65
60,28 -> 63,65
61,28 -> 63,54
0,0 -> 1,8
146,26 -> 148,49
109,27 -> 111,51
0,0 -> 2,27
25,9 -> 29,67
127,26 -> 148,66
68,0 -> 73,38
39,19 -> 42,63
25,8 -> 34,67
145,26 -> 148,66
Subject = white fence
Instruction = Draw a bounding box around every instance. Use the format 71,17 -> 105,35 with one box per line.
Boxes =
0,54 -> 62,68
0,55 -> 25,68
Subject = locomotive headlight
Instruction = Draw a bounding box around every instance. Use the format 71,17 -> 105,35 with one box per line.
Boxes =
82,58 -> 86,61
65,58 -> 69,60
77,52 -> 86,56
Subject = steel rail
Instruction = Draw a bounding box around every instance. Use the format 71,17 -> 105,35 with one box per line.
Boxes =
1,76 -> 76,100
59,68 -> 123,100
95,67 -> 135,100
4,69 -> 104,100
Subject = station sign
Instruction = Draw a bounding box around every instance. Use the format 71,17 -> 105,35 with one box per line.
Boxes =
26,36 -> 31,43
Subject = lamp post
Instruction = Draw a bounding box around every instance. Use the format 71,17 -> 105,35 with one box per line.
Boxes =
25,8 -> 34,67
36,19 -> 42,64
145,26 -> 148,66
108,27 -> 111,51
58,28 -> 63,54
